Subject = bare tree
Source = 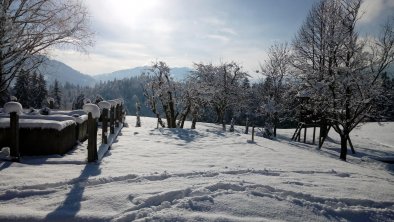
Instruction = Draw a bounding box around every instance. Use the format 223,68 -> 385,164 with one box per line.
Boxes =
0,0 -> 93,97
292,0 -> 394,161
143,61 -> 179,128
259,42 -> 292,137
192,62 -> 249,130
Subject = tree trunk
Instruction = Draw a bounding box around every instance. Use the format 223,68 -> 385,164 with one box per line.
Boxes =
156,114 -> 165,128
340,133 -> 347,161
178,105 -> 191,129
274,125 -> 277,137
191,117 -> 197,129
273,116 -> 278,137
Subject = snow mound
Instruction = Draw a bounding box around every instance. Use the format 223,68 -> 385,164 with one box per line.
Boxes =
3,102 -> 23,115
98,101 -> 111,110
83,104 -> 100,118
108,100 -> 118,107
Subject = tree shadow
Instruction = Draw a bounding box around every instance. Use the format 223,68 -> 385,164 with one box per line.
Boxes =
152,128 -> 202,143
45,163 -> 101,221
0,161 -> 12,171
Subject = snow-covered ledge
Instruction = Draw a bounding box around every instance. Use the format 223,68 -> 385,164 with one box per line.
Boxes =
83,104 -> 101,118
0,118 -> 75,131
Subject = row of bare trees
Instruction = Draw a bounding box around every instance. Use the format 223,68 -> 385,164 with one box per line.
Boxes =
142,61 -> 250,130
142,0 -> 394,161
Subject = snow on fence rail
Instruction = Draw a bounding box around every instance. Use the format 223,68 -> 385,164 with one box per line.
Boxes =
0,99 -> 126,163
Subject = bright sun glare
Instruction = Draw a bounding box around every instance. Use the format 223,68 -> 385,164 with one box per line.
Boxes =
107,0 -> 161,24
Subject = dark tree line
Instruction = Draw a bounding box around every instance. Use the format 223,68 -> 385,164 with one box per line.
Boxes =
13,71 -> 48,108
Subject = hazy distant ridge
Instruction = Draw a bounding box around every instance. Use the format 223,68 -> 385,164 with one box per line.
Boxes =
39,59 -> 96,86
93,66 -> 193,82
39,59 -> 193,86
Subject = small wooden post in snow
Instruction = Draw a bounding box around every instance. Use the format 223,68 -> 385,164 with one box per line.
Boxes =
303,126 -> 307,143
252,125 -> 255,142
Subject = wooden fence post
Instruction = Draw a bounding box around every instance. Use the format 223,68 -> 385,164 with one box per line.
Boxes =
245,117 -> 249,134
10,112 -> 20,161
115,104 -> 120,127
118,101 -> 123,124
87,113 -> 97,162
98,101 -> 111,145
83,104 -> 100,162
110,105 -> 115,134
102,108 -> 108,144
4,102 -> 23,161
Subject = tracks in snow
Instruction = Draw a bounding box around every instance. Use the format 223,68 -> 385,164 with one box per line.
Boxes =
1,168 -> 392,221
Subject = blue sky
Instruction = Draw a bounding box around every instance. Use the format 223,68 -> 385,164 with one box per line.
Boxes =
52,0 -> 394,77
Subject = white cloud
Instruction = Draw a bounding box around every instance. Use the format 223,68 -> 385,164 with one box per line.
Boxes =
359,0 -> 393,24
48,1 -> 294,77
206,34 -> 231,44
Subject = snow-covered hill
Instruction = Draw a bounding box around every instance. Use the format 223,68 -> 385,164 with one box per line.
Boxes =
0,117 -> 393,221
39,58 -> 193,85
39,58 -> 96,86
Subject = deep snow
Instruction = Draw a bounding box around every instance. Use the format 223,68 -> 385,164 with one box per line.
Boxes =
0,116 -> 393,221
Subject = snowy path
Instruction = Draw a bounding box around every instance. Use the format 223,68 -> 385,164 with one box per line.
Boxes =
0,117 -> 393,221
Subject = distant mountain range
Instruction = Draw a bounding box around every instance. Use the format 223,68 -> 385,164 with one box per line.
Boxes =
39,58 -> 193,86
39,58 -> 96,86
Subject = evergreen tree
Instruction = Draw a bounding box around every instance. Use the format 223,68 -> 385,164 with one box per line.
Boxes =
13,70 -> 30,107
51,79 -> 62,109
73,93 -> 85,109
36,73 -> 48,108
29,72 -> 39,107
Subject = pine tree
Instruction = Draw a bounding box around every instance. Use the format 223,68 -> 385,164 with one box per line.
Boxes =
13,70 -> 30,107
73,93 -> 85,109
52,79 -> 62,109
33,73 -> 48,108
29,72 -> 39,108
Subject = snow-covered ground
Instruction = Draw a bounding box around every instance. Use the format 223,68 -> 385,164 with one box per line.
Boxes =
0,116 -> 393,221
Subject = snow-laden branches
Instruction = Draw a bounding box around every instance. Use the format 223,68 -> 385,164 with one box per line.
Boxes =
191,61 -> 249,129
0,0 -> 93,96
291,0 -> 394,160
257,42 -> 295,136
